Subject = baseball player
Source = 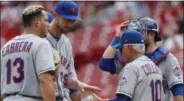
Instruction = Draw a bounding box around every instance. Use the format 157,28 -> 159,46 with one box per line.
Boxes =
99,17 -> 184,101
46,1 -> 101,101
1,5 -> 56,101
89,30 -> 164,101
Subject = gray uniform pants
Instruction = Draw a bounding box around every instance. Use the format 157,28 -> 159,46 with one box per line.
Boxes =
57,89 -> 71,101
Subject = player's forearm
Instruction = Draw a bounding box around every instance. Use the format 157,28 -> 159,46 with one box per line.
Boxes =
40,82 -> 55,101
66,77 -> 87,90
174,96 -> 183,101
70,91 -> 82,101
39,73 -> 55,101
103,46 -> 117,58
66,76 -> 101,94
66,76 -> 79,89
99,37 -> 120,74
102,24 -> 123,59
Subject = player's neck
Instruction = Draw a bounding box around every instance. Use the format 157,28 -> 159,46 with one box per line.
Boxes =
146,42 -> 158,54
127,52 -> 144,63
24,27 -> 41,37
49,22 -> 62,39
133,53 -> 144,60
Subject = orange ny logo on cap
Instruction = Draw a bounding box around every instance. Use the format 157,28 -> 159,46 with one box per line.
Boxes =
71,7 -> 76,13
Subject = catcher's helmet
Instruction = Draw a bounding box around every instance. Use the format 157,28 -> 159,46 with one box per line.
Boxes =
127,20 -> 147,36
137,17 -> 161,41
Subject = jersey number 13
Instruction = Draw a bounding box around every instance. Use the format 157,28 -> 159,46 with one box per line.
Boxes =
6,58 -> 24,84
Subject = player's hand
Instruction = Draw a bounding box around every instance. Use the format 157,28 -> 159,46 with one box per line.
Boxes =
78,82 -> 102,94
115,20 -> 129,37
86,94 -> 104,101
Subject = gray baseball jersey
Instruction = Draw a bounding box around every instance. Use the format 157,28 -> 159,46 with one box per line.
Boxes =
158,53 -> 183,101
115,53 -> 183,101
46,32 -> 77,101
1,34 -> 54,97
116,56 -> 164,101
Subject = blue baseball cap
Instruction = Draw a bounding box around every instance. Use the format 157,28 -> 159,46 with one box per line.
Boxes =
47,11 -> 54,23
55,1 -> 82,21
114,30 -> 144,49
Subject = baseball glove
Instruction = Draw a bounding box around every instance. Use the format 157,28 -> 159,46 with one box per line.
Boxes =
52,48 -> 61,74
86,94 -> 96,101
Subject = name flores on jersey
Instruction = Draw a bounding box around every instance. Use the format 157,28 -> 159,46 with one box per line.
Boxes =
2,41 -> 33,57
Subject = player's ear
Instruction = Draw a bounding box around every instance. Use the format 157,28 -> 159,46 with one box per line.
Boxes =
150,32 -> 155,37
34,18 -> 41,27
128,45 -> 133,53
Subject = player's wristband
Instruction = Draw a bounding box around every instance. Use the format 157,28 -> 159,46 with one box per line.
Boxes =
110,36 -> 120,48
69,88 -> 79,94
108,94 -> 131,101
171,84 -> 184,96
66,72 -> 74,78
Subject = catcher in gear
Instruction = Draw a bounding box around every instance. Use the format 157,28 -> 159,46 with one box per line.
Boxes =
99,17 -> 184,101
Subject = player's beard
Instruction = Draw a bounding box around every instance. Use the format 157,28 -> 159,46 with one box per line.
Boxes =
55,20 -> 73,34
56,22 -> 64,33
59,26 -> 72,34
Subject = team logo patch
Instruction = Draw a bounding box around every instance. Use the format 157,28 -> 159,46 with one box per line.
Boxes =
173,66 -> 182,76
119,76 -> 128,86
71,7 -> 76,13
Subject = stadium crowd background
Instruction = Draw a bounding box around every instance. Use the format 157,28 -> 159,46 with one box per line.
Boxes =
1,1 -> 183,99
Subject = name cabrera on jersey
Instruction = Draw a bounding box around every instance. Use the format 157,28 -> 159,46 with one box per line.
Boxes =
46,32 -> 77,96
1,34 -> 55,97
116,56 -> 164,101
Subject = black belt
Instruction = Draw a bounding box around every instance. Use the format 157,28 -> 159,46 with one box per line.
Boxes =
56,96 -> 63,100
4,93 -> 42,100
4,93 -> 63,100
